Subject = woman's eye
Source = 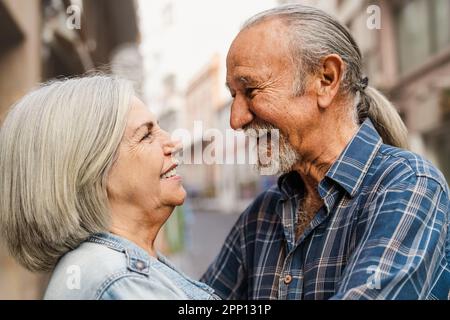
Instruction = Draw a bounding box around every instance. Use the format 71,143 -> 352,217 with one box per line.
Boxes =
141,132 -> 151,142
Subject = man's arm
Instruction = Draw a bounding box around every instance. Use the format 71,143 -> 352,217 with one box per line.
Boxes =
331,174 -> 449,300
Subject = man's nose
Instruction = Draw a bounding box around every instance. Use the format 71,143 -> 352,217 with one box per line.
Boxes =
230,96 -> 254,130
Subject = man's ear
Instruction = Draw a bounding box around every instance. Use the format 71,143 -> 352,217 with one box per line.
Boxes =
315,54 -> 344,109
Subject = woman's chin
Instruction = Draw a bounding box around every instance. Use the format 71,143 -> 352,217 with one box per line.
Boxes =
173,196 -> 186,207
160,177 -> 186,205
169,188 -> 187,207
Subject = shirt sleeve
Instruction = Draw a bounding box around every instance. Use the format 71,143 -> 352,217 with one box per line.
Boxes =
98,275 -> 188,300
330,174 -> 449,300
200,212 -> 248,300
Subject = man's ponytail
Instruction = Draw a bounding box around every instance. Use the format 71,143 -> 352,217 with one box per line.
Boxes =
359,86 -> 409,149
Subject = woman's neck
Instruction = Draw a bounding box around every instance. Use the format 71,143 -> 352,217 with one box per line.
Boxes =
110,223 -> 158,257
108,202 -> 173,258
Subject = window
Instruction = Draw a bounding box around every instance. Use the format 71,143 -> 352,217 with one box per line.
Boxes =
396,0 -> 450,74
433,0 -> 450,52
397,0 -> 431,73
424,123 -> 450,184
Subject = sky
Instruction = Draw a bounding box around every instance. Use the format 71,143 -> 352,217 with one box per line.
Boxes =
137,0 -> 277,112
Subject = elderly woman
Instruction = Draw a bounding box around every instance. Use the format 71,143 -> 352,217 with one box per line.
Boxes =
0,76 -> 218,300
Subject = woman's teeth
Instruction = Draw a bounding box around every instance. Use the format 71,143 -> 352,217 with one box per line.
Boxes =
161,167 -> 177,179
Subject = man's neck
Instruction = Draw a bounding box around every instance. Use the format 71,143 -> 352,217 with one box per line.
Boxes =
294,119 -> 359,197
292,121 -> 358,240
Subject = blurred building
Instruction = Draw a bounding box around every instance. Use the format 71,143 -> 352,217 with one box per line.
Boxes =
215,100 -> 277,213
139,0 -> 281,216
281,0 -> 450,182
0,0 -> 42,124
182,56 -> 278,214
0,0 -> 141,299
182,55 -> 221,201
138,0 -> 186,128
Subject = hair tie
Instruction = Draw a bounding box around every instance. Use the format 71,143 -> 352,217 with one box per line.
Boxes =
360,76 -> 369,91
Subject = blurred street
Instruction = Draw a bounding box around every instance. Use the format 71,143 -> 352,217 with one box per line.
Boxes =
0,0 -> 449,299
169,210 -> 240,280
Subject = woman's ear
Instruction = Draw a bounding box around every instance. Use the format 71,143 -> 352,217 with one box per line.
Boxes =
316,54 -> 344,109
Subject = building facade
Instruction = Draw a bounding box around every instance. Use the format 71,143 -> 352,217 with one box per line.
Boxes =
0,0 -> 141,299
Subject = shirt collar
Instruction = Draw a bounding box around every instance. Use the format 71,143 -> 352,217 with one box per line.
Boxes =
322,118 -> 382,198
277,171 -> 304,200
278,118 -> 382,200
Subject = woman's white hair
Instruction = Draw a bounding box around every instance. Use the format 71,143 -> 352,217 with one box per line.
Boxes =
0,75 -> 134,272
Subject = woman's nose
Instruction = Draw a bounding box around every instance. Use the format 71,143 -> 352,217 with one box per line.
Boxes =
168,139 -> 183,156
161,132 -> 182,156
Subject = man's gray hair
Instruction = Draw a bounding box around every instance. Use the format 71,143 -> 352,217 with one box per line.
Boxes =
243,5 -> 409,149
0,75 -> 133,272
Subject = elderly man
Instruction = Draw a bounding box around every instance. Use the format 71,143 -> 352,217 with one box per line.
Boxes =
201,5 -> 450,300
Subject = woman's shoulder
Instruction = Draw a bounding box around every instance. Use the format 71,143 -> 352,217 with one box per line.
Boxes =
43,241 -> 133,299
43,239 -> 192,300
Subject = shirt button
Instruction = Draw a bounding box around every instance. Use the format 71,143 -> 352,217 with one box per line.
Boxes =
135,261 -> 145,271
284,274 -> 293,284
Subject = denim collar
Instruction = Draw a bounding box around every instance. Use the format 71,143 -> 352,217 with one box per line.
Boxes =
87,232 -> 153,276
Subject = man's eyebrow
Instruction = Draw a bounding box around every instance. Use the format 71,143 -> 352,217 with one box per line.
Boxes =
226,76 -> 259,90
132,121 -> 154,137
238,76 -> 256,85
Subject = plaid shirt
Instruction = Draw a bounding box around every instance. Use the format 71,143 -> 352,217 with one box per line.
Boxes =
202,119 -> 450,300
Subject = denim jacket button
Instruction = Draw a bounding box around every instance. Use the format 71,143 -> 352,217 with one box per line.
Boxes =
135,260 -> 145,271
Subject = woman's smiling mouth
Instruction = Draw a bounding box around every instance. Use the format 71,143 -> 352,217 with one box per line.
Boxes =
160,163 -> 179,180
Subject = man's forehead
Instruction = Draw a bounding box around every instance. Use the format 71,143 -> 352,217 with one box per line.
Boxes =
231,20 -> 287,48
226,50 -> 290,87
227,22 -> 290,70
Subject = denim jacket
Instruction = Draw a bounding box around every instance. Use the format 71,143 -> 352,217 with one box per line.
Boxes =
44,232 -> 219,300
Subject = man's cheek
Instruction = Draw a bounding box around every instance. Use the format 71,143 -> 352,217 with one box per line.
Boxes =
252,99 -> 282,125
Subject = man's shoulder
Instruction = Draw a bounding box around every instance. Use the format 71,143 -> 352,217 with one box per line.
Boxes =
237,184 -> 285,223
250,183 -> 284,208
376,144 -> 448,192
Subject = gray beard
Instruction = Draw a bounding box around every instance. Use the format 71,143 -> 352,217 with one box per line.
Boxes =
244,119 -> 302,175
